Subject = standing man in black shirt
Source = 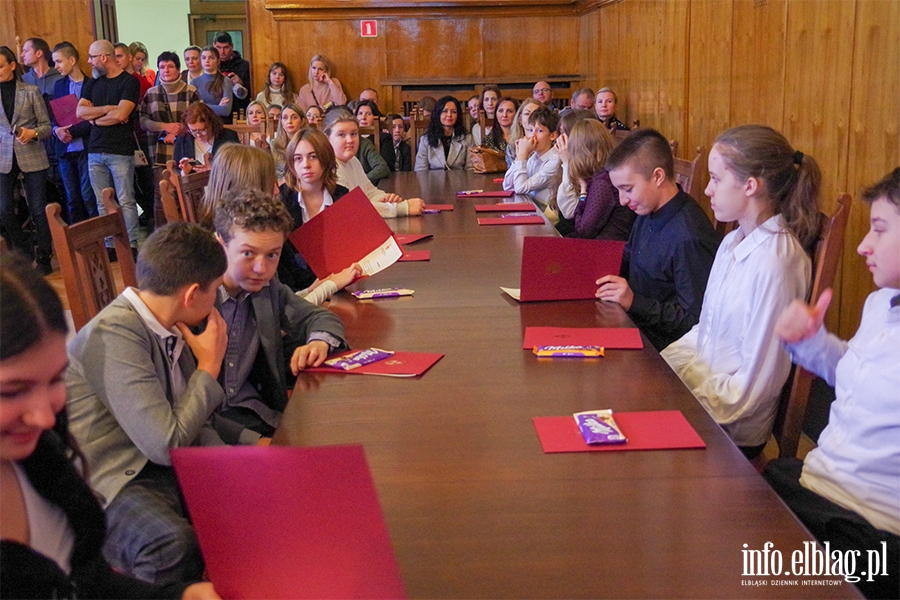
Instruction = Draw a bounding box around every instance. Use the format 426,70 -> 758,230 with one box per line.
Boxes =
596,128 -> 720,350
214,32 -> 250,116
77,40 -> 140,253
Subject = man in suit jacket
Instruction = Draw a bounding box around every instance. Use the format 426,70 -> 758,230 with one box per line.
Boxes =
210,187 -> 347,445
66,222 -> 228,586
0,45 -> 53,273
50,42 -> 96,222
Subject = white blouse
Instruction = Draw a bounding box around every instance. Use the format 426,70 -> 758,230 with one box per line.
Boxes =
335,157 -> 410,219
13,462 -> 75,574
661,214 -> 810,446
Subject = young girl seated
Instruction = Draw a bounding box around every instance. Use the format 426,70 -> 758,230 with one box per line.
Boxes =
255,62 -> 295,109
193,46 -> 235,123
199,143 -> 278,229
414,96 -> 474,172
0,252 -> 219,599
324,109 -> 424,218
354,100 -> 391,183
554,108 -> 601,235
297,55 -> 346,111
562,119 -> 634,240
661,124 -> 821,458
482,97 -> 517,154
502,106 -> 562,214
244,101 -> 270,150
270,103 -> 307,182
505,98 -> 542,167
471,85 -> 501,145
277,128 -> 361,304
767,168 -> 899,600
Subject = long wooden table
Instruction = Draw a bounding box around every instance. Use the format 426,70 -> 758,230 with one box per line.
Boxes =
275,171 -> 858,598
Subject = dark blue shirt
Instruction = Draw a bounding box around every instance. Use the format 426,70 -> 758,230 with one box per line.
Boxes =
623,187 -> 720,350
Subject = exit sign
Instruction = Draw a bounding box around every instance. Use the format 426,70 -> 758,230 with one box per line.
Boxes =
361,20 -> 377,37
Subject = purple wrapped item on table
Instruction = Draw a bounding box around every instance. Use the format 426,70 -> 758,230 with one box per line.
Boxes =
574,410 -> 627,445
324,348 -> 394,371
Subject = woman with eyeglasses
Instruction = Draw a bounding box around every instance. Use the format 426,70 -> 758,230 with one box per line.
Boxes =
173,103 -> 239,174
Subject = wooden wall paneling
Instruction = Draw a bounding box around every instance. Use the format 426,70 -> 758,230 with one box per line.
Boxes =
628,0 -> 663,130
386,19 -> 484,81
658,0 -> 689,155
596,0 -> 627,111
578,9 -> 601,92
839,0 -> 900,338
7,0 -> 95,76
482,16 -> 580,80
729,0 -> 787,130
686,0 -> 733,214
247,0 -> 279,94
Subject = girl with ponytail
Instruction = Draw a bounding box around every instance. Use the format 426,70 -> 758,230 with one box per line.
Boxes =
661,124 -> 821,459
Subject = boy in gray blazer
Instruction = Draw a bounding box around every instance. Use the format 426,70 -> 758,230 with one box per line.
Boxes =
210,187 -> 347,445
67,222 -> 228,586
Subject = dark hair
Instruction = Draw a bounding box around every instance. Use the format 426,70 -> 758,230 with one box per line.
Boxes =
479,85 -> 503,116
262,62 -> 294,106
136,222 -> 226,295
24,38 -> 52,63
426,96 -> 468,147
558,108 -> 599,136
181,102 -> 224,141
184,45 -> 202,57
526,106 -> 560,132
606,128 -> 675,180
0,252 -> 68,360
285,128 -> 338,195
214,188 -> 293,244
355,99 -> 382,119
387,113 -> 407,132
51,41 -> 79,62
714,124 -> 822,249
200,46 -> 225,101
571,87 -> 595,104
862,167 -> 900,209
213,32 -> 233,46
0,46 -> 21,82
113,42 -> 130,55
157,51 -> 180,70
417,96 -> 437,114
484,98 -> 518,148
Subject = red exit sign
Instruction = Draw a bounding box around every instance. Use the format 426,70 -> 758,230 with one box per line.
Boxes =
361,20 -> 377,37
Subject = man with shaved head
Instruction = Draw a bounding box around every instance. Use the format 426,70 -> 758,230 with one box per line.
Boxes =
76,40 -> 141,256
532,80 -> 554,110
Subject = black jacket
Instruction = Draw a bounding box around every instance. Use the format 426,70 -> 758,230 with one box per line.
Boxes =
50,76 -> 92,159
173,128 -> 240,164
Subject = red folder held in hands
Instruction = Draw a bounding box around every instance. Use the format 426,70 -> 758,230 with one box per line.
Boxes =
289,187 -> 401,279
49,94 -> 83,128
171,445 -> 406,599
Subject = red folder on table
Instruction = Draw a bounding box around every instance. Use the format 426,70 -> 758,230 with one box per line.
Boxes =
289,187 -> 401,279
394,233 -> 432,245
523,327 -> 643,350
423,204 -> 454,211
501,237 -> 625,302
307,351 -> 443,377
457,190 -> 515,198
399,249 -> 430,261
171,445 -> 406,599
474,203 -> 537,212
49,94 -> 83,128
532,411 -> 706,453
478,215 -> 545,226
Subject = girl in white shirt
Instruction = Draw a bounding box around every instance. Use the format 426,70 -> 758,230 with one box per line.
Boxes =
661,125 -> 822,457
324,109 -> 424,218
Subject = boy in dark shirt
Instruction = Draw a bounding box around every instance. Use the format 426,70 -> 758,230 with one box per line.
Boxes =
596,128 -> 720,350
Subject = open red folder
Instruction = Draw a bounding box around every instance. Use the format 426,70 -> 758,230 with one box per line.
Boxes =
478,215 -> 545,226
457,190 -> 515,198
171,445 -> 406,599
394,233 -> 432,245
307,351 -> 444,377
523,327 -> 643,350
474,203 -> 537,212
532,411 -> 706,453
289,187 -> 401,279
501,237 -> 625,302
49,94 -> 83,128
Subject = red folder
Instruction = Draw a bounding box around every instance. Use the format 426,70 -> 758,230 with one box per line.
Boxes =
307,351 -> 443,377
532,411 -> 706,453
523,327 -> 643,350
517,237 -> 624,301
394,233 -> 432,245
492,177 -> 504,183
457,190 -> 515,198
49,94 -> 83,128
474,203 -> 537,212
478,216 -> 545,226
289,187 -> 400,279
423,204 -> 454,211
399,249 -> 430,261
171,445 -> 406,599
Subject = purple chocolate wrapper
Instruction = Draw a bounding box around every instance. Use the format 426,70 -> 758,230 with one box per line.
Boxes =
325,348 -> 394,371
574,412 -> 627,445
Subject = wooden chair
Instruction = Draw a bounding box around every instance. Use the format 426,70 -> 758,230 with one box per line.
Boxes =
159,177 -> 181,223
669,139 -> 679,157
673,146 -> 705,203
359,116 -> 381,153
164,160 -> 210,224
476,111 -> 495,145
771,194 -> 852,459
224,122 -> 267,146
408,112 -> 431,160
46,188 -> 137,331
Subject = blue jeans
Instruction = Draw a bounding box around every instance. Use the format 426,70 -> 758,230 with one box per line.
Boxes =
59,149 -> 97,222
88,152 -> 138,245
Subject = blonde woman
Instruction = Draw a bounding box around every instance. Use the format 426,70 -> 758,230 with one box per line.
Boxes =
505,97 -> 542,167
199,144 -> 277,229
296,55 -> 347,111
270,103 -> 307,181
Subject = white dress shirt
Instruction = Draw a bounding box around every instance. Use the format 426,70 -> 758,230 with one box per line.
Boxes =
556,161 -> 579,220
502,146 -> 561,210
790,288 -> 900,536
122,287 -> 186,399
661,215 -> 810,446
